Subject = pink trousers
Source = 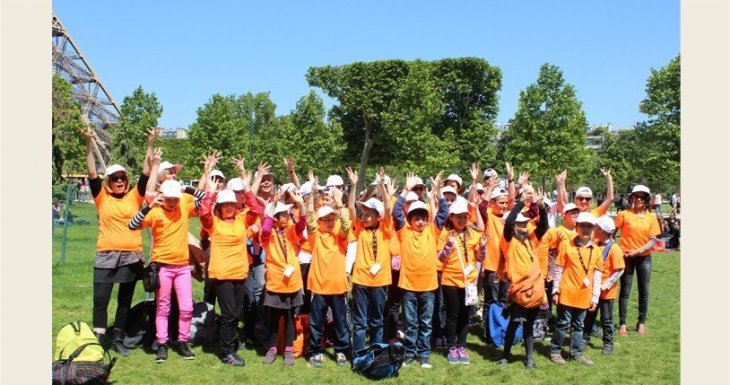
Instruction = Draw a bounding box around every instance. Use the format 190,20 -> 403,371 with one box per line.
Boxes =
155,264 -> 193,344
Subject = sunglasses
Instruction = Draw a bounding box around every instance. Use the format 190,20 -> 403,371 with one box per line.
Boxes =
576,197 -> 592,202
109,174 -> 127,182
577,223 -> 595,229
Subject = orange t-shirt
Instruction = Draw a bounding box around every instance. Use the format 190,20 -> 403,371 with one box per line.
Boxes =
502,232 -> 541,283
483,208 -> 505,272
590,206 -> 607,218
615,210 -> 661,257
535,226 -> 575,277
556,237 -> 603,309
438,227 -> 481,288
207,214 -> 249,280
307,229 -> 349,295
397,223 -> 439,292
142,199 -> 198,265
351,218 -> 394,287
264,224 -> 304,293
598,242 -> 625,300
94,188 -> 144,251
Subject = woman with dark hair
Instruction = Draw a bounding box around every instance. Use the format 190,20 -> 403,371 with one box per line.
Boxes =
615,185 -> 661,337
83,126 -> 156,356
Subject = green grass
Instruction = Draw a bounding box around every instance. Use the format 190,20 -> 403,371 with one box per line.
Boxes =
53,201 -> 680,385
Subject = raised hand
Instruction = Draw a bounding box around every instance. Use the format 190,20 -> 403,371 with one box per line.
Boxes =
430,171 -> 444,194
505,162 -> 514,182
284,157 -> 296,174
518,171 -> 531,186
257,161 -> 271,177
150,193 -> 164,208
82,126 -> 95,140
232,156 -> 246,174
470,162 -> 480,183
485,174 -> 499,190
241,170 -> 253,188
404,173 -> 419,192
332,186 -> 344,206
521,183 -> 535,204
290,189 -> 304,205
600,167 -> 612,179
556,169 -> 567,186
146,127 -> 160,145
345,166 -> 358,186
152,148 -> 162,166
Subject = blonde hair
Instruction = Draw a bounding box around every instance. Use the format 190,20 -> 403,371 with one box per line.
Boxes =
103,173 -> 131,194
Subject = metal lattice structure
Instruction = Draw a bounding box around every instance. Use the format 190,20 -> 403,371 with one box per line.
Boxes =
52,12 -> 119,160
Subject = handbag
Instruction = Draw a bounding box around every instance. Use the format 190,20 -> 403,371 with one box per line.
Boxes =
142,262 -> 160,292
454,236 -> 479,306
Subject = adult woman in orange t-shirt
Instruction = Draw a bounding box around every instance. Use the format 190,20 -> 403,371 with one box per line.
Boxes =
83,127 -> 156,356
615,185 -> 661,337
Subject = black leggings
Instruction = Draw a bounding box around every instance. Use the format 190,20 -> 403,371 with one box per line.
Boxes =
503,305 -> 539,360
442,286 -> 470,348
619,255 -> 651,325
93,281 -> 136,330
266,307 -> 296,350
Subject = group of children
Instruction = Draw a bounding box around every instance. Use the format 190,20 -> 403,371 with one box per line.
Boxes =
87,128 -> 660,372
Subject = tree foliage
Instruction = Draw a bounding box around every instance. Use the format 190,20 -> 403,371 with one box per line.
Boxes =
52,74 -> 85,184
110,86 -> 163,172
503,63 -> 592,188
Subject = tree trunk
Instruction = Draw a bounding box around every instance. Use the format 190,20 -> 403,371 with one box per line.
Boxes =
357,110 -> 374,194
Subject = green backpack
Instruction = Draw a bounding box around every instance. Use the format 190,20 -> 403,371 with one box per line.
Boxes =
55,321 -> 104,361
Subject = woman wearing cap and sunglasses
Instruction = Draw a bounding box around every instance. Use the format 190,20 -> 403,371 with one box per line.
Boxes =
83,126 -> 157,356
614,185 -> 661,337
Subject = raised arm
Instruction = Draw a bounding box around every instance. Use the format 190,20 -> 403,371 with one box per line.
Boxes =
83,127 -> 98,180
381,169 -> 394,219
467,162 -> 480,204
430,172 -> 448,229
535,193 -> 549,240
199,191 -> 217,230
251,161 -> 271,196
144,148 -> 163,204
555,169 -> 567,214
597,168 -> 614,214
505,162 -> 516,205
284,157 -> 301,188
142,127 -> 160,177
306,171 -> 319,235
345,166 -> 358,220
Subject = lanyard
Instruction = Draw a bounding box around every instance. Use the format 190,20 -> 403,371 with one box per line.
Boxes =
576,246 -> 594,274
371,229 -> 378,264
274,228 -> 289,264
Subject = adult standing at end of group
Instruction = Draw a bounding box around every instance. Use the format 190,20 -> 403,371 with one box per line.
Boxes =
83,126 -> 156,356
615,185 -> 661,337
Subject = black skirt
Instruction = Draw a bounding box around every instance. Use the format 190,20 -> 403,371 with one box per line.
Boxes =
93,260 -> 143,283
263,289 -> 304,310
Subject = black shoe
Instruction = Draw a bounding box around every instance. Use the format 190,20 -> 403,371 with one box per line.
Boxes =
111,328 -> 129,357
177,341 -> 196,360
602,345 -> 614,355
496,358 -> 509,367
156,344 -> 168,363
221,352 -> 246,366
524,359 -> 536,369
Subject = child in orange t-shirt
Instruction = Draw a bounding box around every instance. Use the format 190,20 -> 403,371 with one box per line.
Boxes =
393,173 -> 449,369
549,212 -> 603,366
305,173 -> 352,368
437,198 -> 487,365
582,215 -> 624,355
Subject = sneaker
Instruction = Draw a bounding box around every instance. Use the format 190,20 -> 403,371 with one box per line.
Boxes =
457,347 -> 470,365
637,323 -> 647,336
419,356 -> 432,369
263,348 -> 277,365
402,356 -> 415,367
156,344 -> 168,363
496,358 -> 509,367
336,352 -> 348,366
396,330 -> 405,340
574,355 -> 594,366
447,348 -> 460,365
618,324 -> 628,336
178,341 -> 196,360
524,358 -> 536,369
602,345 -> 614,355
549,352 -> 566,365
283,351 -> 296,367
309,353 -> 324,368
221,352 -> 246,367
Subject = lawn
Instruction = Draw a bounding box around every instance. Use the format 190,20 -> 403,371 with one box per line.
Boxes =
52,201 -> 680,385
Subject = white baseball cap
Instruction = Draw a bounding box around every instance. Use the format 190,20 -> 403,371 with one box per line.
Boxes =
575,186 -> 593,198
448,198 -> 469,215
445,174 -> 463,186
104,164 -> 127,177
576,212 -> 597,225
357,198 -> 385,217
405,191 -> 419,202
596,215 -> 616,234
371,175 -> 392,186
515,213 -> 531,223
279,183 -> 296,194
298,181 -> 314,196
407,200 -> 429,215
563,203 -> 579,214
490,187 -> 508,200
226,178 -> 245,191
267,201 -> 293,216
210,170 -> 225,180
254,170 -> 274,179
442,186 -> 458,196
413,176 -> 426,188
473,183 -> 485,192
216,189 -> 236,204
158,161 -> 182,176
326,175 -> 344,187
317,205 -> 336,219
631,184 -> 651,196
160,180 -> 182,198
483,168 -> 498,179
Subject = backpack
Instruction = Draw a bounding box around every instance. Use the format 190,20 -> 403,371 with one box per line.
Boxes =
532,304 -> 551,341
52,321 -> 116,385
352,342 -> 405,380
123,300 -> 157,350
277,313 -> 310,358
508,264 -> 546,309
189,301 -> 218,346
485,302 -> 522,348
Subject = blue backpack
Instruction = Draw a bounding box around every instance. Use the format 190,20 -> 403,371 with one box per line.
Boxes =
486,302 -> 523,348
352,342 -> 405,380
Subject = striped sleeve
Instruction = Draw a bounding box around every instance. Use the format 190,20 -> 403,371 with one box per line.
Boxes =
129,206 -> 152,230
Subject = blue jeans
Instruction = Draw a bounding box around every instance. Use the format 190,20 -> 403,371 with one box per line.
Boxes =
550,304 -> 587,357
402,290 -> 435,359
309,293 -> 351,355
351,284 -> 387,352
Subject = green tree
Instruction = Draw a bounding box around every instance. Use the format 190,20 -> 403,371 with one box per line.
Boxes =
503,63 -> 592,189
52,75 -> 85,183
110,86 -> 163,172
156,137 -> 196,181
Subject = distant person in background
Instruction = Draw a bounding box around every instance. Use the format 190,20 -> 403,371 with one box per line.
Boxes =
653,193 -> 663,218
670,192 -> 679,215
52,197 -> 63,221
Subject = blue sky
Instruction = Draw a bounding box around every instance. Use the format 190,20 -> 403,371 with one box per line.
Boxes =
53,1 -> 678,130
